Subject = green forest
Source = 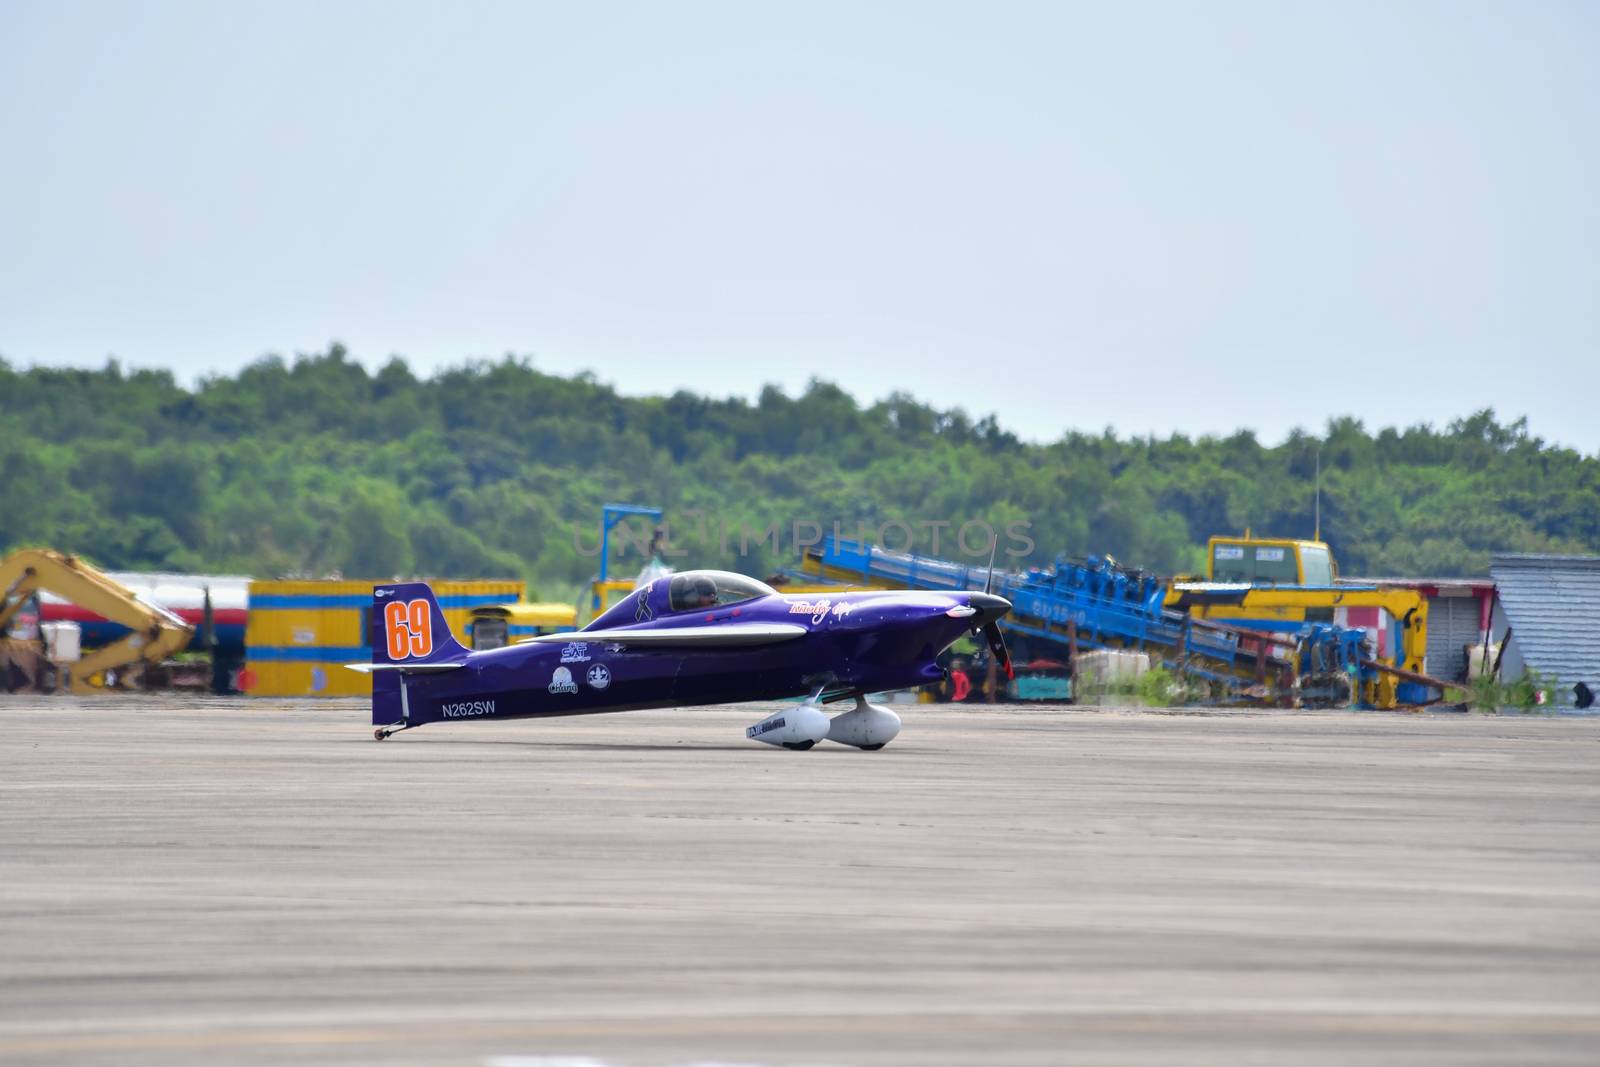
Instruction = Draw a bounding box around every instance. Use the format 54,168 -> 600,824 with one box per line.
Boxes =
3,346 -> 1597,600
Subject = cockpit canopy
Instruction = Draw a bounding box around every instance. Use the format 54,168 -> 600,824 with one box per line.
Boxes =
585,569 -> 777,632
667,571 -> 775,612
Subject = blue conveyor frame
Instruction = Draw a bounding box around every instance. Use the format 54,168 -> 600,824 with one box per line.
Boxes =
802,537 -> 1293,684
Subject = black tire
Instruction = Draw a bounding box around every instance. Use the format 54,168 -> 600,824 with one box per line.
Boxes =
781,740 -> 815,751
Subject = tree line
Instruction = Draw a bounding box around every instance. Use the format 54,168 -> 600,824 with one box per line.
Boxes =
3,346 -> 1596,599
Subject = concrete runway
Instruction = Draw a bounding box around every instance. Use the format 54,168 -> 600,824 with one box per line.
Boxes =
1,697 -> 1597,1066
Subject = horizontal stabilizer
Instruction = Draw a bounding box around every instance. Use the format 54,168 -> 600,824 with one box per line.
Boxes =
528,622 -> 807,647
345,661 -> 466,674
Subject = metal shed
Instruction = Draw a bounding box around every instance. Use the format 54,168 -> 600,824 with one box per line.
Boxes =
1339,577 -> 1497,682
1489,554 -> 1600,707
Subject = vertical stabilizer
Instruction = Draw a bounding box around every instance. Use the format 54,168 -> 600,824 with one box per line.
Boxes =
365,582 -> 469,725
369,582 -> 469,667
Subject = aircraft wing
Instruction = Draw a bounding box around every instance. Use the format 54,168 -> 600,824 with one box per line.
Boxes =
527,622 -> 807,647
345,661 -> 467,674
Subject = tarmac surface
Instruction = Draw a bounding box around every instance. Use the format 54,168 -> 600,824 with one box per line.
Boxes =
1,696 -> 1597,1066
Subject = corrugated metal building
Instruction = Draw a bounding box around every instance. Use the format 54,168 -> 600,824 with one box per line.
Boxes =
1422,585 -> 1496,682
1342,578 -> 1498,682
1488,554 -> 1600,706
243,579 -> 523,696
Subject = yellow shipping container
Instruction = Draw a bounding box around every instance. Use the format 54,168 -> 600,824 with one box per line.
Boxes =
243,578 -> 524,697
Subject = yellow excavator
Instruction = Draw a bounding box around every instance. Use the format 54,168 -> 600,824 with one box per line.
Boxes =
0,549 -> 195,694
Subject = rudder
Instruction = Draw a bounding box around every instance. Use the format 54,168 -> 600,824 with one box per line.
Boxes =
370,582 -> 469,667
367,582 -> 469,727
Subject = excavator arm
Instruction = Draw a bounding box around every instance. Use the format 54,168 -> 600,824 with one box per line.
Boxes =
0,549 -> 195,693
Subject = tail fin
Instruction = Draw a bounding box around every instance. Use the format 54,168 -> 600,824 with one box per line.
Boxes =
369,581 -> 470,667
362,582 -> 470,727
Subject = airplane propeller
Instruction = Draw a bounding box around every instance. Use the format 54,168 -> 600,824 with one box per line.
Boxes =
981,618 -> 1014,680
977,538 -> 1014,681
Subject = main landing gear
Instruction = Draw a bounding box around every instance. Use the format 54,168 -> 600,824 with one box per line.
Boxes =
746,694 -> 903,750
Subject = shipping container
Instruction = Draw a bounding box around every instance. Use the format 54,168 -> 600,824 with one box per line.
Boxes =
242,579 -> 523,696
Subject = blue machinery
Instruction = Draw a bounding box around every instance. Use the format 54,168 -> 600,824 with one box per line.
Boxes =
592,504 -> 664,611
800,537 -> 1378,701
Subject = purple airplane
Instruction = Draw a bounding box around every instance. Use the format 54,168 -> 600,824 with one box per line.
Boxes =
349,570 -> 1013,750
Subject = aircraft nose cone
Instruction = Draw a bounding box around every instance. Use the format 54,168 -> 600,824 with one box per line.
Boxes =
967,592 -> 1012,624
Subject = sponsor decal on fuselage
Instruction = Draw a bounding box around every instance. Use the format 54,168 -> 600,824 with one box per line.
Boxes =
548,666 -> 578,694
586,664 -> 611,690
789,599 -> 832,624
746,716 -> 786,738
788,598 -> 855,624
441,700 -> 495,718
559,642 -> 590,664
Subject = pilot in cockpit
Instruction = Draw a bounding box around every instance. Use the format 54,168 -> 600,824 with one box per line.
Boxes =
666,571 -> 774,614
668,573 -> 722,611
687,576 -> 718,609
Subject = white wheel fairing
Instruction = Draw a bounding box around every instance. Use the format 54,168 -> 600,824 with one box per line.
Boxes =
826,700 -> 901,749
745,704 -> 830,748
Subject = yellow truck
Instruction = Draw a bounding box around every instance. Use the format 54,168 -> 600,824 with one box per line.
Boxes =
467,601 -> 578,649
1166,535 -> 1431,707
1202,535 -> 1336,586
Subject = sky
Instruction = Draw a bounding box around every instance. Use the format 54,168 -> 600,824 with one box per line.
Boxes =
3,1 -> 1597,452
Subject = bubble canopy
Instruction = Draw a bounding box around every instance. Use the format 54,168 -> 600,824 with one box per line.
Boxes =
585,570 -> 778,631
667,571 -> 776,612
